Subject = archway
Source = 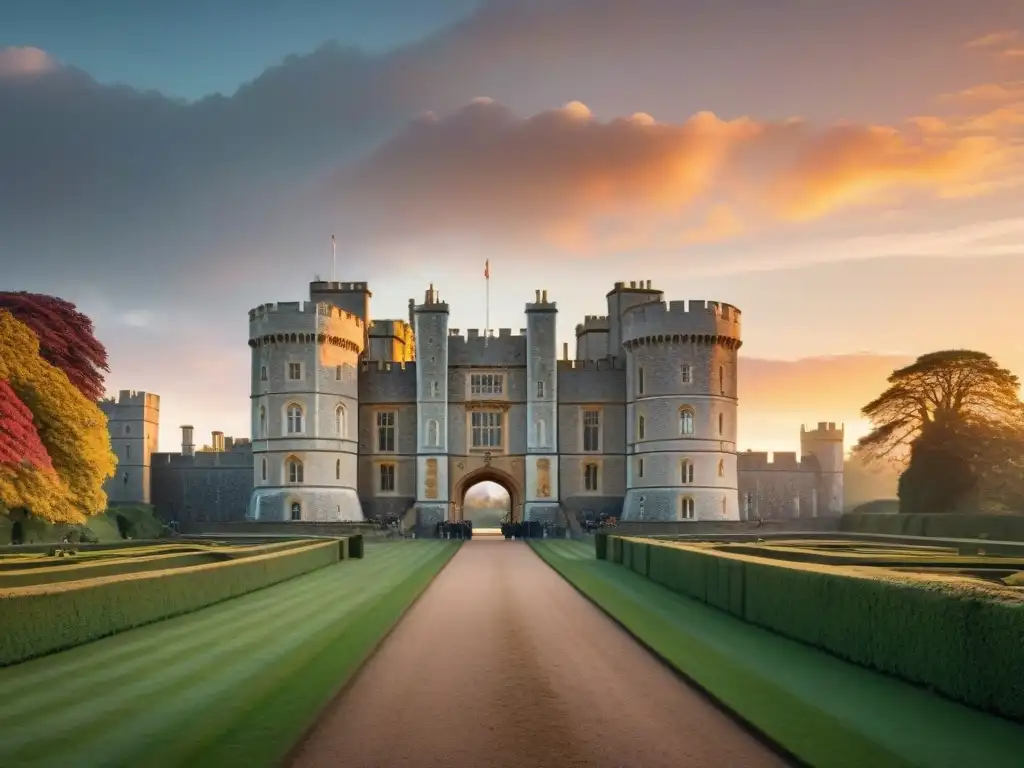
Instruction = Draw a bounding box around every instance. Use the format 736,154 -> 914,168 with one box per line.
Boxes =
453,466 -> 522,527
462,481 -> 510,532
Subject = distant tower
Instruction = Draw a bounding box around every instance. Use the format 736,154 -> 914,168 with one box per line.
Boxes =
248,285 -> 366,522
620,300 -> 742,522
413,284 -> 450,529
801,422 -> 845,516
181,425 -> 195,457
211,431 -> 225,452
99,390 -> 160,505
525,289 -> 560,523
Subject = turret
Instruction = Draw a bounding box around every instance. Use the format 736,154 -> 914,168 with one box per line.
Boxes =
412,284 -> 451,531
801,422 -> 845,516
98,390 -> 160,505
181,425 -> 195,457
606,280 -> 664,364
524,289 -> 560,524
620,300 -> 743,522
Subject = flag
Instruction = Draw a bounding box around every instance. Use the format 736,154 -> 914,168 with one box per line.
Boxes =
484,260 -> 490,279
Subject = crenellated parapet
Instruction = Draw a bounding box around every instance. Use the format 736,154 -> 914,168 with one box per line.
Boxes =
555,358 -> 625,371
575,315 -> 610,336
99,389 -> 160,409
621,300 -> 742,351
247,301 -> 365,354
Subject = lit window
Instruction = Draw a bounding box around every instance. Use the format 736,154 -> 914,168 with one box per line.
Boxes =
379,463 -> 396,492
471,410 -> 503,448
376,411 -> 396,452
680,408 -> 695,436
583,410 -> 601,452
286,404 -> 303,434
470,374 -> 503,396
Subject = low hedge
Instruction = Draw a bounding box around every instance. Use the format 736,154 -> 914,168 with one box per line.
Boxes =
0,540 -> 340,666
718,543 -> 1024,570
348,534 -> 364,559
842,512 -> 1024,542
610,536 -> 1024,723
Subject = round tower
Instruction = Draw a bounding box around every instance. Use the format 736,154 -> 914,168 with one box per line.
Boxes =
620,300 -> 742,522
800,422 -> 845,516
247,299 -> 366,522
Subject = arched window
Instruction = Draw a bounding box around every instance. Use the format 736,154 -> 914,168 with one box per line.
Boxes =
718,458 -> 725,477
336,404 -> 347,437
718,412 -> 724,435
679,408 -> 695,435
261,458 -> 267,481
638,415 -> 645,440
335,458 -> 341,480
260,366 -> 268,382
259,406 -> 267,437
426,419 -> 440,446
681,460 -> 694,484
680,496 -> 695,520
535,419 -> 547,447
290,502 -> 301,521
286,456 -> 304,484
286,403 -> 304,434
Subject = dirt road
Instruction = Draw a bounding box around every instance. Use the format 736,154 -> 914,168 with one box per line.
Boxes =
289,540 -> 786,768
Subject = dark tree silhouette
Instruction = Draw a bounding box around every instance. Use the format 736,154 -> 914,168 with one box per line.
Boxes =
0,293 -> 109,402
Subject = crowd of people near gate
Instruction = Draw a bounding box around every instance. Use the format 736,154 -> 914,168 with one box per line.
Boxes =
436,521 -> 473,539
500,520 -> 550,539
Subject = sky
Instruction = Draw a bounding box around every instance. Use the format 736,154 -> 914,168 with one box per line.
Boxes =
2,0 -> 1023,456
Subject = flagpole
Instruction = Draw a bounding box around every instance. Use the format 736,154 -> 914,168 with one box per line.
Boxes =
485,260 -> 490,347
332,234 -> 337,282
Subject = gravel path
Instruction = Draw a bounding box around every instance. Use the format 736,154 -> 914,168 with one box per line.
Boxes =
288,540 -> 787,768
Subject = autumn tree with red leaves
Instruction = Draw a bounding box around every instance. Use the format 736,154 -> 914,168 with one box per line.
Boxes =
0,292 -> 109,402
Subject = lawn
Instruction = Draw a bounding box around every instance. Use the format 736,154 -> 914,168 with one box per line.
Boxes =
532,539 -> 1024,768
0,540 -> 458,768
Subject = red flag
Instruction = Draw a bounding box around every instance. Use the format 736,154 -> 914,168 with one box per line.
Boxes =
484,260 -> 490,279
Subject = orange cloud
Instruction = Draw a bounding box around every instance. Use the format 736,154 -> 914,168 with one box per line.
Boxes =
966,30 -> 1019,49
0,47 -> 58,78
335,99 -> 1010,251
1002,48 -> 1024,59
940,81 -> 1024,103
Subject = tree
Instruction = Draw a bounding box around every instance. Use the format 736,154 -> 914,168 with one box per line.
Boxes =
0,381 -> 73,523
856,350 -> 1024,513
0,292 -> 109,402
0,310 -> 116,524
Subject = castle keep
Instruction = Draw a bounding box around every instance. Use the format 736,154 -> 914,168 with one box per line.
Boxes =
102,280 -> 844,527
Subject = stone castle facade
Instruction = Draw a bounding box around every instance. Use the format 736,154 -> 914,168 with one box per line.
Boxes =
101,279 -> 844,528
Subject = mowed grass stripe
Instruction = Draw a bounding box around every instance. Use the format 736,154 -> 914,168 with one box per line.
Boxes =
532,541 -> 1024,768
121,544 -> 457,768
0,542 -> 451,767
0,543 -> 404,694
30,546 -> 446,768
0,547 -> 407,724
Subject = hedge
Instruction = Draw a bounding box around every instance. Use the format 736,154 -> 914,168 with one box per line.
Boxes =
608,536 -> 1024,723
0,540 -> 340,666
842,512 -> 1024,542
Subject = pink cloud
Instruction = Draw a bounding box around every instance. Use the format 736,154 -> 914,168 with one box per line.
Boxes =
0,47 -> 58,78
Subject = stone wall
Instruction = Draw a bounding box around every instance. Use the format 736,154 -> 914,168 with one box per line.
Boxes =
150,449 -> 253,524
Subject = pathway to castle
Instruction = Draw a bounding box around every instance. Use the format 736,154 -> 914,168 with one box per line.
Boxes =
288,540 -> 786,768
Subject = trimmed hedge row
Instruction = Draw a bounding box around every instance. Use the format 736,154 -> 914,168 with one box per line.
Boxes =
718,543 -> 1024,570
0,540 -> 341,666
842,512 -> 1024,542
604,535 -> 1024,723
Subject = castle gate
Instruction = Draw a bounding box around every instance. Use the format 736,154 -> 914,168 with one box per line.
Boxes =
450,461 -> 524,524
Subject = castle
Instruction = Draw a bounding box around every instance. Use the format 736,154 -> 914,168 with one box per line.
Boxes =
100,279 -> 844,529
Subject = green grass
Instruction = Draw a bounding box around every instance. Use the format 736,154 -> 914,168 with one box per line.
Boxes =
0,540 -> 458,768
532,539 -> 1024,768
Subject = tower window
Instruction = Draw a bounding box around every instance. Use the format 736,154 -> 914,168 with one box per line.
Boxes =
288,362 -> 302,381
637,367 -> 645,395
471,410 -> 503,448
719,365 -> 725,394
376,411 -> 396,452
261,366 -> 268,382
718,458 -> 725,477
426,419 -> 440,447
638,414 -> 645,440
470,373 -> 503,396
582,410 -> 601,452
681,365 -> 692,384
290,502 -> 301,521
680,408 -> 695,436
336,405 -> 347,437
286,404 -> 304,434
719,412 -> 724,435
637,458 -> 644,478
335,458 -> 341,480
125,445 -> 132,459
259,406 -> 267,437
286,457 -> 304,484
680,497 -> 695,520
536,381 -> 545,398
430,380 -> 440,398
125,424 -> 131,435
261,458 -> 267,481
335,365 -> 342,381
681,460 -> 694,484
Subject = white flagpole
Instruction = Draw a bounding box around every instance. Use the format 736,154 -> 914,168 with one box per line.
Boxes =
485,260 -> 490,347
332,234 -> 337,282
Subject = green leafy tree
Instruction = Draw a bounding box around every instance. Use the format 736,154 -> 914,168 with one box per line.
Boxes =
857,350 -> 1024,513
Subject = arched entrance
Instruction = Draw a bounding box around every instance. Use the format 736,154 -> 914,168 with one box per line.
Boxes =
462,481 -> 510,529
452,466 -> 523,525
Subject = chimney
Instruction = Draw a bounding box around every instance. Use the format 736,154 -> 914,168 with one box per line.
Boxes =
562,342 -> 568,360
181,425 -> 195,457
541,290 -> 548,302
535,289 -> 541,303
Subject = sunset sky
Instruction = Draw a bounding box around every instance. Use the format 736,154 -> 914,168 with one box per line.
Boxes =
2,0 -> 1023,455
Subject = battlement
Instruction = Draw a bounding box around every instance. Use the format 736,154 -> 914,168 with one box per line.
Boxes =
802,422 -> 845,438
309,280 -> 370,294
359,360 -> 416,372
621,299 -> 742,346
608,279 -> 660,295
738,451 -> 818,471
248,301 -> 365,326
449,329 -> 525,344
369,318 -> 412,335
525,289 -> 557,312
556,358 -> 626,371
248,301 -> 366,353
100,390 -> 160,408
575,315 -> 610,335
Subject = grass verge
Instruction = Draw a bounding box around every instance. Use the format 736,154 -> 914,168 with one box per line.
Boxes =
531,539 -> 1024,768
0,540 -> 458,768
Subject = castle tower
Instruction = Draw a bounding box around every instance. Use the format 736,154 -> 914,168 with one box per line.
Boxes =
412,284 -> 449,528
801,422 -> 845,516
99,390 -> 160,505
310,280 -> 372,354
180,425 -> 195,457
247,292 -> 366,522
525,289 -> 560,523
620,300 -> 743,522
211,431 -> 225,452
606,280 -> 664,364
